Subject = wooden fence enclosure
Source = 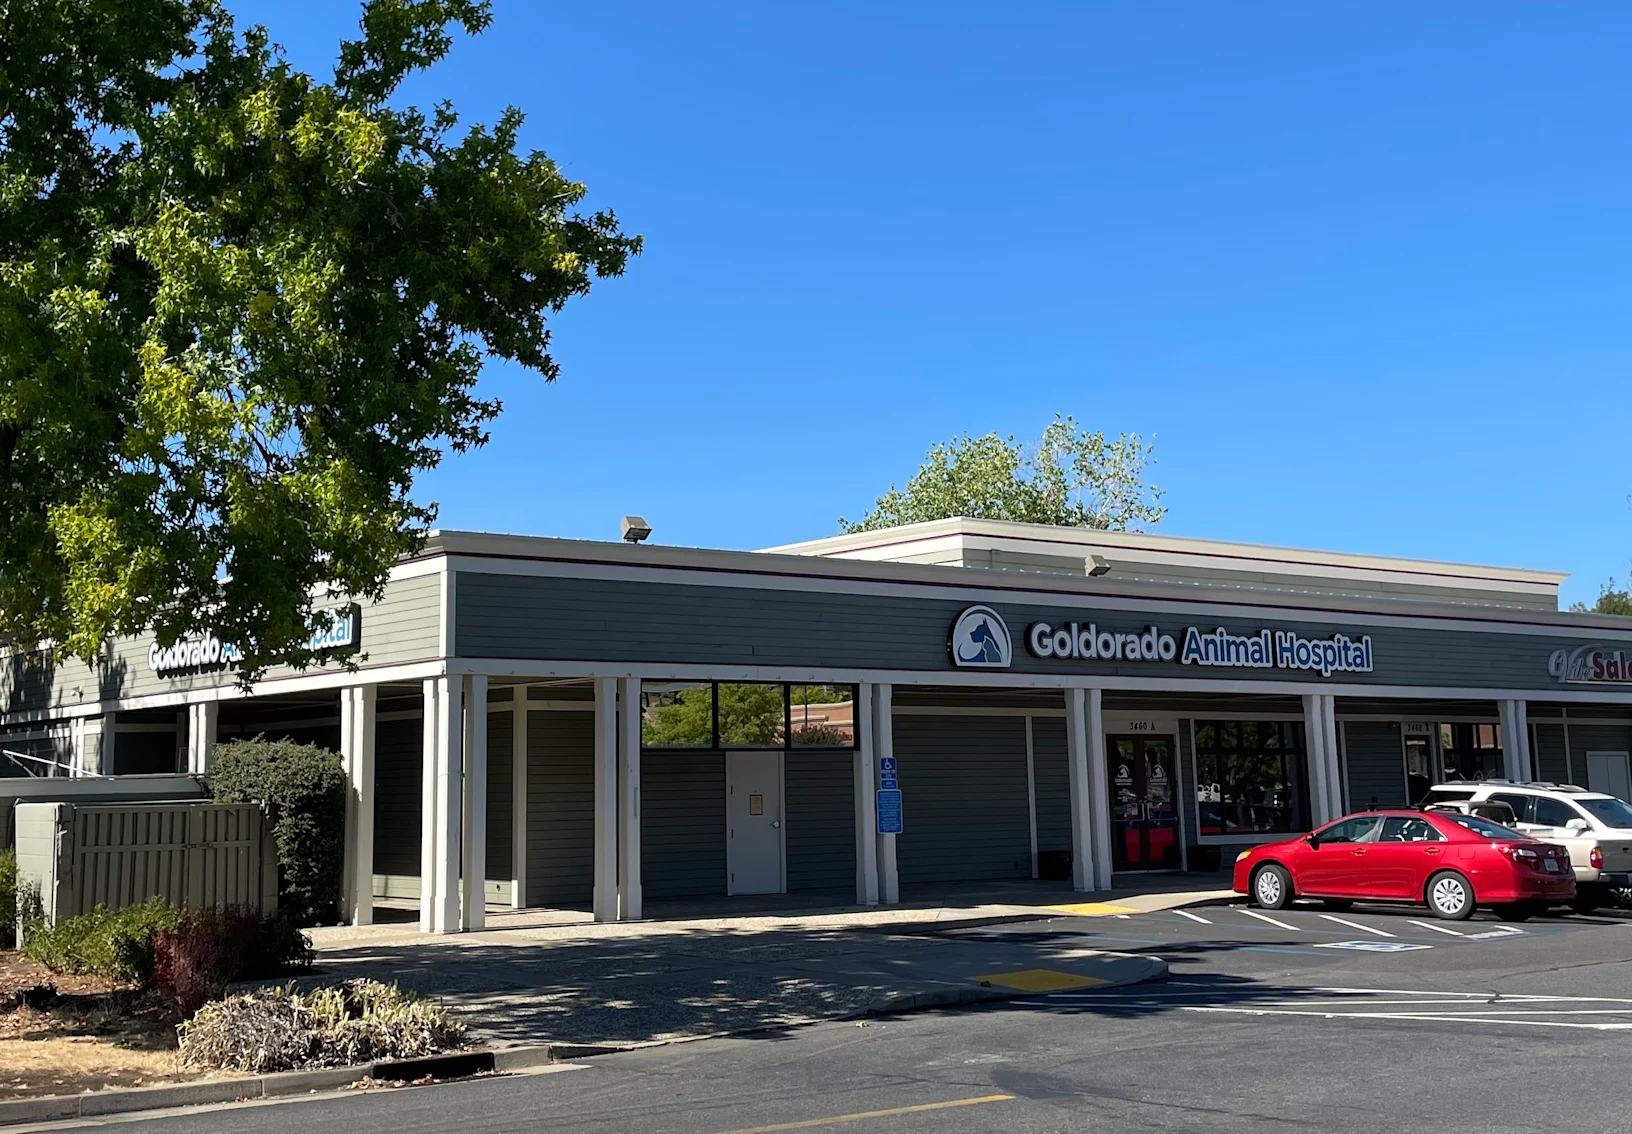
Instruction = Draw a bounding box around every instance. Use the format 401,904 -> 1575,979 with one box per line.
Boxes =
14,801 -> 279,926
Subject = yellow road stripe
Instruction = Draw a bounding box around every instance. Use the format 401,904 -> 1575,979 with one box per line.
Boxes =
969,968 -> 1109,992
1047,901 -> 1137,916
712,1094 -> 1015,1134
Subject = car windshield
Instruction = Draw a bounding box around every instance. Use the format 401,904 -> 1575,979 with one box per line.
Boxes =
1446,814 -> 1531,841
1578,797 -> 1632,829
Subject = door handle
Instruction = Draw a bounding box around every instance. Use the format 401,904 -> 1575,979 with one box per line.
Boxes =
1424,848 -> 1441,856
1351,849 -> 1366,856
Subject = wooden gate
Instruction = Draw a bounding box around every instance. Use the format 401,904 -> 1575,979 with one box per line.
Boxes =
15,801 -> 278,925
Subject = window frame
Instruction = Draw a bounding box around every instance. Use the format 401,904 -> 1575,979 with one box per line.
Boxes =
640,682 -> 860,752
1192,718 -> 1309,845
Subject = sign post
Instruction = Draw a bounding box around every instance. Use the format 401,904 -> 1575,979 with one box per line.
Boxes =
877,755 -> 902,834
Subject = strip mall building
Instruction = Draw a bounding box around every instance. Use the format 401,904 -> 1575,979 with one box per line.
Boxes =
5,518 -> 1632,933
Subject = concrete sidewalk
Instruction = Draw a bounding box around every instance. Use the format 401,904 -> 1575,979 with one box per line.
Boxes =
304,879 -> 1209,1047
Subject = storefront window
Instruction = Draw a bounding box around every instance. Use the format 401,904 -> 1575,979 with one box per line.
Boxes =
641,683 -> 714,747
789,685 -> 856,747
1193,720 -> 1305,837
717,684 -> 787,748
641,683 -> 858,750
1439,722 -> 1502,782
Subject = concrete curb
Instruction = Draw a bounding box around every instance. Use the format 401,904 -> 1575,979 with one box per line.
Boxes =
0,1045 -> 555,1128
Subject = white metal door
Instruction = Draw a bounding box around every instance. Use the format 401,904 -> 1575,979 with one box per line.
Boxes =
1587,752 -> 1632,803
727,751 -> 784,895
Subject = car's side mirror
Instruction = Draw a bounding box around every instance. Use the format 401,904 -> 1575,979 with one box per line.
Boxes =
1304,833 -> 1320,849
1565,817 -> 1590,833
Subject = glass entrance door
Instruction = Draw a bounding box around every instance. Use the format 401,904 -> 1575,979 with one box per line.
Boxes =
1108,736 -> 1181,872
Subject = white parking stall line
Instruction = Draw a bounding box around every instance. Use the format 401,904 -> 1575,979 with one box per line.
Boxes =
1315,986 -> 1632,1004
1239,909 -> 1301,931
1174,910 -> 1213,925
1317,914 -> 1396,938
1407,920 -> 1465,937
1179,1006 -> 1632,1031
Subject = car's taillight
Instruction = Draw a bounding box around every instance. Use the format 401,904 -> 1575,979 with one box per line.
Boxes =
1590,847 -> 1604,870
1507,845 -> 1539,863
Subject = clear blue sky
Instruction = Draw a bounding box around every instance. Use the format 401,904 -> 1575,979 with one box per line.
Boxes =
237,1 -> 1632,606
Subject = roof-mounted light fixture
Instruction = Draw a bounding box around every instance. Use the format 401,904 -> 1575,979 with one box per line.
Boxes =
1086,554 -> 1111,578
621,516 -> 653,544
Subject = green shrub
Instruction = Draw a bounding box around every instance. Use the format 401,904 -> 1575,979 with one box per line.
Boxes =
23,899 -> 311,997
179,980 -> 466,1073
22,898 -> 183,983
211,738 -> 348,926
1,848 -> 16,948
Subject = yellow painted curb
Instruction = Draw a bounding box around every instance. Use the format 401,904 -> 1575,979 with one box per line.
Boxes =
1046,902 -> 1138,917
969,968 -> 1111,993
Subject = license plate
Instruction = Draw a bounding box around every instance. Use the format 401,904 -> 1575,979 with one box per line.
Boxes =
1543,859 -> 1560,873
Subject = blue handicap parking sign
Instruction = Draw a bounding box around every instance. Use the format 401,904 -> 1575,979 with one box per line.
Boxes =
876,788 -> 904,834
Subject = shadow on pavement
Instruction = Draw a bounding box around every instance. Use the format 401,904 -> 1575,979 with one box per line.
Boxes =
313,925 -> 981,1047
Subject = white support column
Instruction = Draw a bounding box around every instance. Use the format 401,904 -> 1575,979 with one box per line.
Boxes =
185,702 -> 219,776
95,714 -> 116,777
512,692 -> 528,908
1500,700 -> 1533,783
1064,687 -> 1095,893
592,677 -> 619,922
1303,694 -> 1343,826
419,675 -> 464,934
461,675 -> 488,932
617,677 -> 643,921
340,685 -> 377,926
853,683 -> 880,906
1087,688 -> 1113,891
873,683 -> 899,904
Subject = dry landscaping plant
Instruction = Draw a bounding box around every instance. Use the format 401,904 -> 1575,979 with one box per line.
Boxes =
179,980 -> 466,1074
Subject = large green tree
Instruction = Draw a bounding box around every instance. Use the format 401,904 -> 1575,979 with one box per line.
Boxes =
840,415 -> 1165,534
0,0 -> 638,675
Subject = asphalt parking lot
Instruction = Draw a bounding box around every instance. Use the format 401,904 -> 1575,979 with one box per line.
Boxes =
53,899 -> 1632,1134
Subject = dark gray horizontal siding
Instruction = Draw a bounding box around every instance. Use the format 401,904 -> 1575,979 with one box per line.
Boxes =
1568,723 -> 1632,757
373,717 -> 422,877
1344,721 -> 1406,809
1533,723 -> 1568,782
486,710 -> 513,883
453,572 -> 1599,692
1031,717 -> 1071,855
527,710 -> 594,907
786,748 -> 854,891
642,751 -> 724,899
894,716 -> 1031,884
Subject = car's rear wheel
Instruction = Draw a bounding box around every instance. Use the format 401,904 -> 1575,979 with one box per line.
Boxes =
1569,897 -> 1601,915
1321,899 -> 1353,911
1251,864 -> 1293,910
1426,870 -> 1475,920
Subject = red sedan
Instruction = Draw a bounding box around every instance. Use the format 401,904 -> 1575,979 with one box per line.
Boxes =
1232,809 -> 1575,921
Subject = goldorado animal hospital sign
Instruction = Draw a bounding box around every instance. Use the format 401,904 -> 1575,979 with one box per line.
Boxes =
945,604 -> 1375,678
1027,620 -> 1373,677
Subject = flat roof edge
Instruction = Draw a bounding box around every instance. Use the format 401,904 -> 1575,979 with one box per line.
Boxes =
757,518 -> 1569,586
421,530 -> 1619,634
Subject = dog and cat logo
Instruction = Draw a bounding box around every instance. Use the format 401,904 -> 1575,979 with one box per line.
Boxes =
949,605 -> 1012,669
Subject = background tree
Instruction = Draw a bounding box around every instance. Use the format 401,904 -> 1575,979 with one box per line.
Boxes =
0,0 -> 639,676
1571,580 -> 1632,616
840,415 -> 1164,534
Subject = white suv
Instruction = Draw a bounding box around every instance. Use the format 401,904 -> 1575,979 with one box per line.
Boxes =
1422,781 -> 1632,912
